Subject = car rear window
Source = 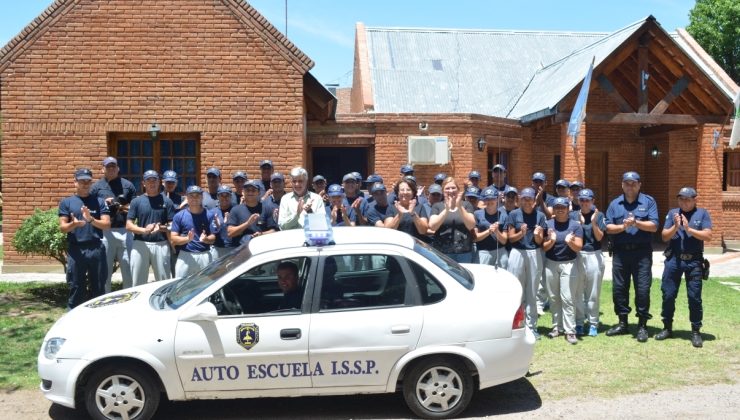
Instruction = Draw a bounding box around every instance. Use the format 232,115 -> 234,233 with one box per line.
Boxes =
413,241 -> 474,290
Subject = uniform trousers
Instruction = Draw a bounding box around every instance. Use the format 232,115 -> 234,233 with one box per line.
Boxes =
175,250 -> 213,278
576,250 -> 605,326
661,257 -> 703,328
477,247 -> 509,269
210,246 -> 232,261
130,240 -> 171,287
66,242 -> 108,309
507,248 -> 543,332
612,247 -> 653,319
102,228 -> 132,293
545,259 -> 578,334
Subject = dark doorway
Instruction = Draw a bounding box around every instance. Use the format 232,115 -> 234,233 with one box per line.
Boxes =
586,152 -> 608,209
311,147 -> 369,185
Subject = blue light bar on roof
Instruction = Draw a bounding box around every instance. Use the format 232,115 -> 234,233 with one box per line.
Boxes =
303,213 -> 333,246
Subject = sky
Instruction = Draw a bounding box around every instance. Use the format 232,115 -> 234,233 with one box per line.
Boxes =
0,0 -> 696,87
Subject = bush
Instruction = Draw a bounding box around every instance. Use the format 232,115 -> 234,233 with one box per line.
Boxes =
12,208 -> 67,270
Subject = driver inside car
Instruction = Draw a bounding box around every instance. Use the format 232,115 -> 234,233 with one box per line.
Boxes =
277,261 -> 302,310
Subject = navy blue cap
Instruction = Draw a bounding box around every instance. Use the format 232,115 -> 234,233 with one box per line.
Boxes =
552,197 -> 570,207
75,168 -> 93,181
327,184 -> 344,197
232,171 -> 247,180
312,175 -> 326,183
504,186 -> 519,196
404,175 -> 417,183
465,186 -> 481,198
570,181 -> 584,189
244,180 -> 261,189
342,173 -> 356,182
370,182 -> 386,193
532,172 -> 546,182
351,171 -> 362,182
520,187 -> 536,199
623,171 -> 640,182
481,188 -> 497,200
186,185 -> 203,194
206,167 -> 221,177
163,170 -> 177,182
143,170 -> 159,180
434,173 -> 447,182
271,172 -> 284,182
555,179 -> 570,188
428,184 -> 443,195
578,188 -> 595,200
217,185 -> 232,195
492,164 -> 507,172
259,160 -> 273,168
102,157 -> 118,167
677,187 -> 697,198
366,174 -> 383,184
400,164 -> 414,174
468,170 -> 481,180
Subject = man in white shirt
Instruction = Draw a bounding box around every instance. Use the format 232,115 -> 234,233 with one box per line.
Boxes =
278,167 -> 326,230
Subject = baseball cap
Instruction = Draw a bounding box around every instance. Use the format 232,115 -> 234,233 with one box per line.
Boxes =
404,175 -> 417,183
428,184 -> 443,195
434,173 -> 447,183
623,171 -> 641,182
217,185 -> 233,195
244,180 -> 261,189
468,170 -> 481,180
492,164 -> 507,172
532,172 -> 546,182
259,159 -> 273,168
271,172 -> 284,182
163,170 -> 177,182
143,170 -> 159,180
232,171 -> 247,181
327,184 -> 344,197
351,172 -> 362,182
555,179 -> 571,188
578,189 -> 595,200
370,182 -> 386,193
552,197 -> 570,207
400,164 -> 414,175
206,167 -> 221,177
520,187 -> 536,199
504,186 -> 519,196
342,173 -> 356,183
312,175 -> 326,183
570,181 -> 585,189
465,186 -> 481,198
186,185 -> 203,194
102,157 -> 118,167
480,188 -> 497,201
677,187 -> 697,198
366,174 -> 383,184
75,168 -> 93,181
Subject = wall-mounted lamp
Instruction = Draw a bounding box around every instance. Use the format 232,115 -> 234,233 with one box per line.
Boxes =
650,145 -> 660,158
712,129 -> 721,149
419,121 -> 429,131
149,122 -> 161,141
477,137 -> 487,152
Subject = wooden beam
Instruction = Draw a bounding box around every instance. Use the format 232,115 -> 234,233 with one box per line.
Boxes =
638,124 -> 687,137
596,74 -> 635,112
651,76 -> 689,115
637,35 -> 650,114
553,112 -> 725,125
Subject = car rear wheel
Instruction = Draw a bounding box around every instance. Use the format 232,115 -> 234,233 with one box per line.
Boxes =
83,365 -> 160,420
402,357 -> 474,419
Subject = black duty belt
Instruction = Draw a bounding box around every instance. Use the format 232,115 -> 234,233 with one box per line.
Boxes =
615,243 -> 650,252
679,253 -> 703,261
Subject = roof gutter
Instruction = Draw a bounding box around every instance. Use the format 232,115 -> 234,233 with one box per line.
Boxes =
519,106 -> 558,125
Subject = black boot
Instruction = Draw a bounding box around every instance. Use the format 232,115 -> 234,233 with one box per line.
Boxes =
654,321 -> 673,341
691,326 -> 703,348
636,317 -> 649,343
606,314 -> 629,336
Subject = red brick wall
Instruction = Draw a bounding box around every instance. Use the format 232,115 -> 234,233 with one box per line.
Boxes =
1,0 -> 307,265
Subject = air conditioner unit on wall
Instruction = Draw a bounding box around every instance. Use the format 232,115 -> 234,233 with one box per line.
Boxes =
408,136 -> 449,165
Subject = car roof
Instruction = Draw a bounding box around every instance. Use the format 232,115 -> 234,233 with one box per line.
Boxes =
248,226 -> 417,256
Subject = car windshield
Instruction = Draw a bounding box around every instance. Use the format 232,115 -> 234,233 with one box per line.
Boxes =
413,240 -> 474,290
165,245 -> 252,309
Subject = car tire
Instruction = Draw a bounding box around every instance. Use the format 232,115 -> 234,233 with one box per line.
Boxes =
83,364 -> 161,420
402,357 -> 474,419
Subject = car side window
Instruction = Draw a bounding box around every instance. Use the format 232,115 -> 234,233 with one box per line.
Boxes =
408,261 -> 446,305
319,255 -> 408,310
209,257 -> 311,316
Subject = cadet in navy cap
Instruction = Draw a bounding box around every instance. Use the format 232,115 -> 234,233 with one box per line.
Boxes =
366,182 -> 397,227
656,187 -> 712,348
203,167 -> 224,210
569,181 -> 585,212
465,186 -> 481,208
502,186 -> 519,213
58,168 -> 111,308
341,172 -> 369,225
232,171 -> 248,204
127,170 -> 176,287
433,172 -> 447,185
259,160 -> 274,192
400,164 -> 414,176
161,170 -> 184,212
505,186 -> 548,337
488,164 -> 511,206
604,171 -> 658,342
210,184 -> 237,260
170,185 -> 216,278
530,172 -> 554,215
468,170 -> 482,188
424,183 -> 443,217
325,184 -> 356,226
264,172 -> 286,209
312,175 -> 329,206
474,187 -> 509,269
364,174 -> 384,204
228,179 -> 279,242
546,179 -> 572,216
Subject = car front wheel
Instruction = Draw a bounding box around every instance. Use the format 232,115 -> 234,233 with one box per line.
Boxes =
402,357 -> 474,419
83,365 -> 160,420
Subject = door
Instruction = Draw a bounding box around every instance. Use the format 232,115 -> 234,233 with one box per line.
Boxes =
174,256 -> 317,392
311,147 -> 369,185
586,152 -> 608,209
308,253 -> 423,388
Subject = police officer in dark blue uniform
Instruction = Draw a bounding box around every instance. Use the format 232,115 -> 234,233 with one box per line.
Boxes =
58,169 -> 111,309
605,171 -> 659,342
656,187 -> 712,348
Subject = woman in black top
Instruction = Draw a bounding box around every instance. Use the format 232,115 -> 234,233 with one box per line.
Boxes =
428,177 -> 476,263
386,178 -> 429,240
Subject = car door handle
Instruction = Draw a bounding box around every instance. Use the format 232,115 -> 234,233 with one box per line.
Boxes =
280,328 -> 302,340
391,325 -> 411,334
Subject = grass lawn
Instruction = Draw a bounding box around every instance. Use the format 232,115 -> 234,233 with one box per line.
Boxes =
0,278 -> 738,398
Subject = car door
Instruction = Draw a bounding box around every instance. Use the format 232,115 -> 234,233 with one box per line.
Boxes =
174,253 -> 318,392
308,251 -> 424,388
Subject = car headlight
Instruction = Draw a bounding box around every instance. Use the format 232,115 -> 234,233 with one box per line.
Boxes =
44,338 -> 66,359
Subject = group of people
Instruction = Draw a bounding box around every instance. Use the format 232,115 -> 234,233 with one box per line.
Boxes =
59,158 -> 712,347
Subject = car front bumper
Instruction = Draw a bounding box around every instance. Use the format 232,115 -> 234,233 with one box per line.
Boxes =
38,355 -> 88,409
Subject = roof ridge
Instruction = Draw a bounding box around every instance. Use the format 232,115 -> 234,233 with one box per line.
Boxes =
365,26 -> 608,36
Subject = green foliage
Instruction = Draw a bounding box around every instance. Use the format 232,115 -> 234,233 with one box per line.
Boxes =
11,208 -> 67,270
687,0 -> 740,83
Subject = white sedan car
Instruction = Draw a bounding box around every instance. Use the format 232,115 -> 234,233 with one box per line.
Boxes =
39,224 -> 535,420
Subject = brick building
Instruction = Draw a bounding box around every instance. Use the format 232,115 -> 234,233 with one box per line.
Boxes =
0,3 -> 737,271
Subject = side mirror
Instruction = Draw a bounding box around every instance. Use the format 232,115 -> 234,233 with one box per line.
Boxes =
178,302 -> 218,322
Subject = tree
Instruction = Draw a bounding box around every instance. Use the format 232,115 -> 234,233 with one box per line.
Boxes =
12,208 -> 67,270
687,0 -> 740,83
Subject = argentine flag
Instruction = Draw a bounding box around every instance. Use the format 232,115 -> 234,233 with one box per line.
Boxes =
567,57 -> 595,144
